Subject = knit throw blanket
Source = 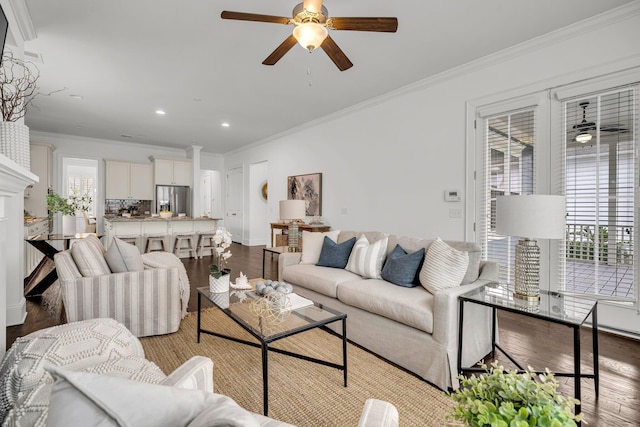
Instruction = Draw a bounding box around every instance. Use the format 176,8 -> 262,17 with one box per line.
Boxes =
141,252 -> 190,318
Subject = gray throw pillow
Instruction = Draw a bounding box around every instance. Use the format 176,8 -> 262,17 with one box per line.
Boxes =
316,236 -> 356,269
381,244 -> 425,287
105,237 -> 145,273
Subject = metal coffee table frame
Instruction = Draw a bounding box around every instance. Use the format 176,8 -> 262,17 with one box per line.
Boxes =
197,286 -> 348,416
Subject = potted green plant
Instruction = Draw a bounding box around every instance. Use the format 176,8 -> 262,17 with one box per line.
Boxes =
209,228 -> 233,293
46,191 -> 93,235
446,362 -> 580,427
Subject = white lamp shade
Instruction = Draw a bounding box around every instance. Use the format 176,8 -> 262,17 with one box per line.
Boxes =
495,195 -> 565,239
279,200 -> 306,220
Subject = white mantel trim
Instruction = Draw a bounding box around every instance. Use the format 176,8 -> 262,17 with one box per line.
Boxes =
0,153 -> 38,195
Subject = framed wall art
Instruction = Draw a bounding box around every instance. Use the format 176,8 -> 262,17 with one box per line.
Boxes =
287,172 -> 322,216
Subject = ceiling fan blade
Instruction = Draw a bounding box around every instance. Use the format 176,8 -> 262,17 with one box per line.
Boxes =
262,35 -> 298,66
328,17 -> 398,32
221,11 -> 291,25
320,35 -> 353,71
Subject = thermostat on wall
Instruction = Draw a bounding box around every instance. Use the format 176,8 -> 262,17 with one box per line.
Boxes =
444,190 -> 461,202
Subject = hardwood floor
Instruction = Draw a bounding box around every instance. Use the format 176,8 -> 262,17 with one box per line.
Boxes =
7,243 -> 640,426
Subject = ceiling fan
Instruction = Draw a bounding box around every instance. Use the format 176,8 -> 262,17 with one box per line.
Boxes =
573,101 -> 629,143
220,0 -> 398,71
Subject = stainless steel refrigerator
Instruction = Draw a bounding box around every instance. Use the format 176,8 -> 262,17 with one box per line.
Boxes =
156,185 -> 190,216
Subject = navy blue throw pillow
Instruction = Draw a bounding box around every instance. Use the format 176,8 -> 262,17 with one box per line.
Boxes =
316,237 -> 357,269
381,244 -> 426,287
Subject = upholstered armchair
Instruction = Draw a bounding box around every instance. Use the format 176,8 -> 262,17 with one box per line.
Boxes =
53,235 -> 185,337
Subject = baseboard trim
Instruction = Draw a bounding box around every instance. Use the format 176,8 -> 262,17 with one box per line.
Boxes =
6,297 -> 27,326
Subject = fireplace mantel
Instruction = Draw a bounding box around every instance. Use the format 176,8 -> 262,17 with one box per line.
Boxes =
0,154 -> 37,358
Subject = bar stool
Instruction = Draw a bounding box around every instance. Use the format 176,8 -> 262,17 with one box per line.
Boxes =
173,232 -> 196,258
116,235 -> 138,246
196,231 -> 216,259
145,234 -> 167,253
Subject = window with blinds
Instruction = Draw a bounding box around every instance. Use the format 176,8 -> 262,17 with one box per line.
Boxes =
480,109 -> 536,285
562,86 -> 637,299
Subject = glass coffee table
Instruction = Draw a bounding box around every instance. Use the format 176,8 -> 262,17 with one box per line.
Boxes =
196,282 -> 347,416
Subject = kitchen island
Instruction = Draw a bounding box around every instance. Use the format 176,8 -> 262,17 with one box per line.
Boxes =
104,216 -> 222,256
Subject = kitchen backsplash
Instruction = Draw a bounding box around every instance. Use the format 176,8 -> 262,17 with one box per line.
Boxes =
105,199 -> 152,215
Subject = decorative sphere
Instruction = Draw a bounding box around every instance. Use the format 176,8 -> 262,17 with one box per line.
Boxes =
256,283 -> 266,293
265,280 -> 273,286
263,286 -> 274,295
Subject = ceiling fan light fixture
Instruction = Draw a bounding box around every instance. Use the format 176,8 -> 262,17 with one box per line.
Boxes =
576,131 -> 593,144
292,22 -> 328,52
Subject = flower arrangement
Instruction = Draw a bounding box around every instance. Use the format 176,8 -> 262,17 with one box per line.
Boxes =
447,362 -> 580,427
209,228 -> 232,279
46,191 -> 93,216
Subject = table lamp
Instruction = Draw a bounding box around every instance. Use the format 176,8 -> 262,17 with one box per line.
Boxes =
279,200 -> 306,252
495,195 -> 566,301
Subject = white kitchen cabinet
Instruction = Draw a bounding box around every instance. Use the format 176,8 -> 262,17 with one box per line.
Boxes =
105,160 -> 153,200
130,163 -> 154,199
24,218 -> 49,277
153,158 -> 191,186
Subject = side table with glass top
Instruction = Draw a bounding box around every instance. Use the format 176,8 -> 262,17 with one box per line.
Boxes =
457,284 -> 598,421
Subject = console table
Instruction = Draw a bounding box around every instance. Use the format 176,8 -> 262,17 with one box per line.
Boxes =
269,222 -> 331,247
458,284 -> 598,423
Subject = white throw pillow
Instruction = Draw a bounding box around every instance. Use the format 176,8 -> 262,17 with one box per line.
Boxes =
105,237 -> 145,273
70,240 -> 111,277
45,366 -> 260,427
419,237 -> 469,294
300,230 -> 340,264
345,235 -> 388,279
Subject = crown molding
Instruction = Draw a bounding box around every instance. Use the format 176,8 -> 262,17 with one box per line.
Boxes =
225,1 -> 640,156
7,0 -> 36,42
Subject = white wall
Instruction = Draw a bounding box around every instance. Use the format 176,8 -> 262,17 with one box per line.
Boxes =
224,7 -> 640,242
248,161 -> 268,245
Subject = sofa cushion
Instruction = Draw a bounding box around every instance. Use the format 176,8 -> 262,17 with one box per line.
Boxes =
105,237 -> 145,273
419,237 -> 469,294
83,233 -> 107,255
45,366 -> 260,427
381,245 -> 425,287
391,235 -> 481,285
282,264 -> 362,298
316,236 -> 356,269
346,235 -> 389,279
300,230 -> 341,264
337,279 -> 434,334
70,240 -> 111,277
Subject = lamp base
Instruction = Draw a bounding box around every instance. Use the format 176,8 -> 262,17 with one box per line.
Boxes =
514,238 -> 540,300
287,221 -> 300,252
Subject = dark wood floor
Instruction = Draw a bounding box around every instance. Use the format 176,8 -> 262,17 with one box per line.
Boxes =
7,243 -> 640,426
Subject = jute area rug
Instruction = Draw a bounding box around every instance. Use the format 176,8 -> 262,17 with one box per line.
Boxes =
140,308 -> 454,427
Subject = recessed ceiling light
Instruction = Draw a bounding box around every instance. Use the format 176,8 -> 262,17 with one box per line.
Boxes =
120,134 -> 133,139
221,122 -> 230,127
69,94 -> 83,99
155,110 -> 166,115
193,98 -> 202,102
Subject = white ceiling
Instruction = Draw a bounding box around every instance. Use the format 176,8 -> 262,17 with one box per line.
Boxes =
20,0 -> 635,154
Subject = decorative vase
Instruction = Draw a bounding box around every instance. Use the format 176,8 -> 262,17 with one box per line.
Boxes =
0,122 -> 30,170
62,215 -> 76,236
209,269 -> 231,293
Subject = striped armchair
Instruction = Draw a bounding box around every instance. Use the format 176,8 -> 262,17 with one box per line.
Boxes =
54,249 -> 182,337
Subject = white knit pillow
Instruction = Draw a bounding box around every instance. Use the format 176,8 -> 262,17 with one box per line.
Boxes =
300,230 -> 340,264
420,237 -> 469,294
345,235 -> 388,279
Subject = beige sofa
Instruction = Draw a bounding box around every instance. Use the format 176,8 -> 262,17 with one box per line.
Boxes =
0,318 -> 398,427
278,231 -> 498,390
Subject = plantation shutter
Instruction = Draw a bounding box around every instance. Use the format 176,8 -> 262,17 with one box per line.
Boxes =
478,109 -> 536,286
